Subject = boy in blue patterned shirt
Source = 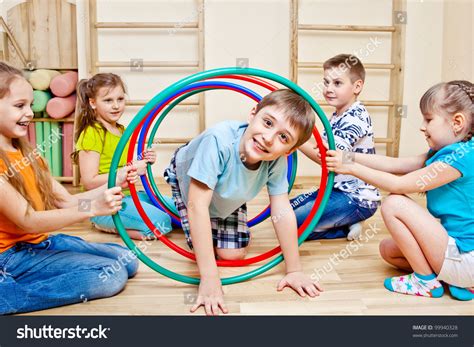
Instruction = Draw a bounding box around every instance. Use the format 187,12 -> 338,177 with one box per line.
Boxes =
295,54 -> 381,240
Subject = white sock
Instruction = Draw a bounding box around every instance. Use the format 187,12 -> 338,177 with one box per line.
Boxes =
347,222 -> 362,240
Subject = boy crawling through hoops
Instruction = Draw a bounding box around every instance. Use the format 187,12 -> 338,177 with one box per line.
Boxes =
164,89 -> 323,315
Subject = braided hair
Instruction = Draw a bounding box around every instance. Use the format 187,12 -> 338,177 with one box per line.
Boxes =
420,80 -> 473,142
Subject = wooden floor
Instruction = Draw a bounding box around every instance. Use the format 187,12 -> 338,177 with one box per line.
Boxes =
24,178 -> 473,315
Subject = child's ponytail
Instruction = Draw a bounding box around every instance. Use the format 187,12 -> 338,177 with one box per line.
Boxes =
71,73 -> 127,164
71,78 -> 97,164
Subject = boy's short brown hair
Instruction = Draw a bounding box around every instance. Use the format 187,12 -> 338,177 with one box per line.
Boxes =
323,54 -> 366,83
255,89 -> 315,149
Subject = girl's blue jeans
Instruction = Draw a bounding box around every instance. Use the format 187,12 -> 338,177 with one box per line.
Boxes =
0,233 -> 138,315
291,188 -> 377,240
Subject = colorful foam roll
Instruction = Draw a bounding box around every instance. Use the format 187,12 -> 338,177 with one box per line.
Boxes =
23,70 -> 33,81
50,122 -> 62,177
35,122 -> 44,157
32,90 -> 52,112
50,71 -> 78,97
62,122 -> 74,177
43,119 -> 52,169
46,94 -> 76,119
27,123 -> 36,146
28,69 -> 61,90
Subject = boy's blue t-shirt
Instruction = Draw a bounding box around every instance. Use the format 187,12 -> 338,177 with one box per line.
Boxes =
425,139 -> 474,252
174,121 -> 289,219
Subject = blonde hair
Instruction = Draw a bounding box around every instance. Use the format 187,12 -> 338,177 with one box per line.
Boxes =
0,61 -> 60,211
72,73 -> 126,163
420,80 -> 473,142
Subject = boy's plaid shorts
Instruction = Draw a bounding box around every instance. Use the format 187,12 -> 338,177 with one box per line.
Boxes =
164,148 -> 250,250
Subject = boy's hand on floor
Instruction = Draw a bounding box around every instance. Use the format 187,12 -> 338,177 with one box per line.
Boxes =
190,276 -> 228,316
277,271 -> 323,298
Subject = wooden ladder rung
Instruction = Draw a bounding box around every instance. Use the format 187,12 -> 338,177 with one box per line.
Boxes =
151,138 -> 192,144
127,100 -> 199,107
95,22 -> 198,29
318,100 -> 394,107
298,24 -> 396,32
375,137 -> 393,143
96,61 -> 199,68
54,176 -> 73,182
31,117 -> 75,123
298,62 -> 395,69
150,137 -> 393,145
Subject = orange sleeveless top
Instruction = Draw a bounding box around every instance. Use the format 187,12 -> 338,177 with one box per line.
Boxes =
0,151 -> 48,253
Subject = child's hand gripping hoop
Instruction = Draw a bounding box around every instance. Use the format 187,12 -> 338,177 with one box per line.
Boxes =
108,67 -> 335,285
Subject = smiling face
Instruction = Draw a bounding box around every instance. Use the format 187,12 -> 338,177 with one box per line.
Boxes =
89,85 -> 126,126
419,112 -> 454,150
239,105 -> 299,168
419,82 -> 473,150
0,77 -> 34,149
419,110 -> 471,150
323,67 -> 363,115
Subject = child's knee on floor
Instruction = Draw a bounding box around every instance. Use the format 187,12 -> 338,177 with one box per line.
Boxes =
102,243 -> 140,278
126,254 -> 139,278
94,259 -> 129,298
216,247 -> 247,260
113,246 -> 139,278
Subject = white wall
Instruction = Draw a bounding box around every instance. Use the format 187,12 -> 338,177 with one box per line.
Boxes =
398,0 -> 444,157
441,0 -> 473,82
73,0 -> 470,177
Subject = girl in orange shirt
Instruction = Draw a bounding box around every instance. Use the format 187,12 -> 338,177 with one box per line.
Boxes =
0,62 -> 139,315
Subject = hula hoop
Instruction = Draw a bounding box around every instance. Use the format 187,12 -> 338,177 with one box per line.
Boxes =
136,79 -> 297,228
109,67 -> 335,284
126,82 -> 309,266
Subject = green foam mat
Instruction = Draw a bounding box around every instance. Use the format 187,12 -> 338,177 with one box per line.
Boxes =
43,120 -> 52,171
50,122 -> 62,177
34,122 -> 44,157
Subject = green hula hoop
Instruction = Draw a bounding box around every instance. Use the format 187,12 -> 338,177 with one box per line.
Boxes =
145,87 -> 297,217
108,67 -> 335,285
